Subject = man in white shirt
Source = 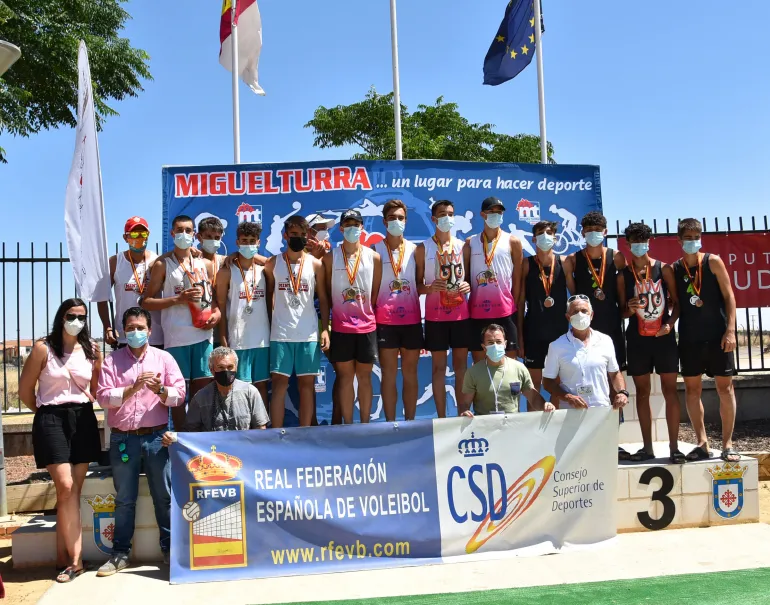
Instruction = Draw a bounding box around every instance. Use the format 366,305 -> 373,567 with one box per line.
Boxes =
542,294 -> 629,411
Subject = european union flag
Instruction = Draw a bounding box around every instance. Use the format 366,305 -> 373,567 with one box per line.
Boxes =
483,0 -> 538,86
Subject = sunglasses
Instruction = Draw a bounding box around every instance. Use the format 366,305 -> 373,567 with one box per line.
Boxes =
126,231 -> 150,239
567,294 -> 590,303
65,313 -> 87,322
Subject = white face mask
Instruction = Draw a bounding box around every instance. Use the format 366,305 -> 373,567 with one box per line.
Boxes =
64,319 -> 85,336
436,216 -> 454,233
315,230 -> 329,241
570,311 -> 592,331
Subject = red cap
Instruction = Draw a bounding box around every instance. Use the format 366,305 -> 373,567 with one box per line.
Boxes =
124,216 -> 149,233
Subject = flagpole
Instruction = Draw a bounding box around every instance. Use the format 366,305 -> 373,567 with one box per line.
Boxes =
533,0 -> 548,164
389,0 -> 403,160
231,0 -> 241,163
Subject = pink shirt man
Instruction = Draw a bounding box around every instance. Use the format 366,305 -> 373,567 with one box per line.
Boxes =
97,346 -> 186,431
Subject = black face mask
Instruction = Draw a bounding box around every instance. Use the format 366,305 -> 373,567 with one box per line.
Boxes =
214,370 -> 236,387
288,236 -> 307,252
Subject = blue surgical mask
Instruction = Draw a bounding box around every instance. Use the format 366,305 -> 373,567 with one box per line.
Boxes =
682,239 -> 702,255
201,239 -> 221,254
485,343 -> 506,362
485,213 -> 504,229
585,232 -> 605,247
536,233 -> 555,252
387,220 -> 406,236
174,233 -> 194,250
343,226 -> 362,243
126,329 -> 148,348
630,242 -> 650,258
239,245 -> 258,259
436,216 -> 454,233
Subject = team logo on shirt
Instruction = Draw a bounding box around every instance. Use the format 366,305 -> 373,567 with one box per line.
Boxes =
239,286 -> 265,300
708,463 -> 746,520
277,279 -> 309,293
342,287 -> 365,303
475,270 -> 498,287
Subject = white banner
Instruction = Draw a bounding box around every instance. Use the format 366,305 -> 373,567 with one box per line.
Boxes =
434,408 -> 618,559
64,41 -> 111,303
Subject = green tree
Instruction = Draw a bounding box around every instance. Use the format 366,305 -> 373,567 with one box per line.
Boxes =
0,0 -> 151,163
305,87 -> 553,163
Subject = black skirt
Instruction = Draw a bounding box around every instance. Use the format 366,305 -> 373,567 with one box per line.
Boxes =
32,402 -> 101,469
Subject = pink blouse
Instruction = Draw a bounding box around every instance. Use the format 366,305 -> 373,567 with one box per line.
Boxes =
36,344 -> 94,407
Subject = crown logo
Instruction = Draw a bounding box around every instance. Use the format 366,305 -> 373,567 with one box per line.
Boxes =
85,494 -> 116,513
707,462 -> 747,481
458,432 -> 489,458
186,446 -> 243,482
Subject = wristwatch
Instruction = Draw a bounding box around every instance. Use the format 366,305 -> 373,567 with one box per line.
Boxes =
618,389 -> 630,398
158,385 -> 166,395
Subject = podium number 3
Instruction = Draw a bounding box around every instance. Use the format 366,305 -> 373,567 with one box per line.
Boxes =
637,466 -> 676,530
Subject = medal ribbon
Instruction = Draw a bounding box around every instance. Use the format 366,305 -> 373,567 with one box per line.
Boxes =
283,252 -> 306,296
630,260 -> 652,291
179,254 -> 200,286
433,235 -> 452,265
681,254 -> 702,296
387,240 -> 405,279
536,256 -> 555,299
583,249 -> 606,291
343,248 -> 362,286
235,258 -> 256,305
482,232 -> 501,269
128,253 -> 147,295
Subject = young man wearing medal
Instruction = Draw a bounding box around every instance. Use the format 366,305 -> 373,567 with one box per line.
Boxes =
266,215 -> 330,428
97,216 -> 165,351
672,218 -> 739,463
616,223 -> 683,464
373,200 -> 423,421
460,324 -> 553,416
215,221 -> 271,406
563,211 -> 626,370
323,209 -> 382,424
517,221 -> 568,393
142,215 -> 220,429
465,197 -> 523,363
415,200 -> 473,418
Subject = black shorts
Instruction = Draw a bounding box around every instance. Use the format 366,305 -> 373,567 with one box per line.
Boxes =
32,402 -> 101,469
679,339 -> 735,378
376,323 -> 424,350
469,315 -> 519,352
329,330 -> 378,364
626,333 -> 679,377
524,337 -> 560,370
424,319 -> 473,352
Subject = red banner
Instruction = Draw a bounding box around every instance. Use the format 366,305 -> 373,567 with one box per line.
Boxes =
616,233 -> 770,309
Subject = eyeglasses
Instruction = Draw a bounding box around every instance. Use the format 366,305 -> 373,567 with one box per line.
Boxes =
567,294 -> 590,304
65,313 -> 87,322
126,231 -> 150,239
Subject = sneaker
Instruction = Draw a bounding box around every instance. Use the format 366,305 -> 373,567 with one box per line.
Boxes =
96,553 -> 130,577
162,551 -> 170,565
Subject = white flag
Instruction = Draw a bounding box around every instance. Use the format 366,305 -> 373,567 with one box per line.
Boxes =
219,0 -> 265,95
64,41 -> 111,303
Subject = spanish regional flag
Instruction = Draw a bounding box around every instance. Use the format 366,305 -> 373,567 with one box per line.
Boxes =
219,0 -> 265,95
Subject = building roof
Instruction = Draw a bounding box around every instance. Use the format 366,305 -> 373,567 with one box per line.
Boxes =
0,339 -> 34,351
516,199 -> 535,209
235,203 -> 256,214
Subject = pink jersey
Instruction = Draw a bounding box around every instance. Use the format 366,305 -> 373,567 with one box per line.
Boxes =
468,231 -> 516,319
331,246 -> 376,333
374,240 -> 420,325
423,236 -> 469,322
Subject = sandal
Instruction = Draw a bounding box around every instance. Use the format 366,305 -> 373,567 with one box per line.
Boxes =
56,566 -> 85,583
669,450 -> 687,465
720,448 -> 741,462
685,446 -> 711,461
618,447 -> 632,461
630,448 -> 655,462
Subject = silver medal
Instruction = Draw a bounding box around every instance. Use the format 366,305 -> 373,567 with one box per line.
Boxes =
288,295 -> 301,309
243,304 -> 253,316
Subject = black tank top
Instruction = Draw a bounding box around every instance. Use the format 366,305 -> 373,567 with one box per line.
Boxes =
524,255 -> 568,342
673,253 -> 727,342
622,260 -> 670,341
574,248 -> 621,336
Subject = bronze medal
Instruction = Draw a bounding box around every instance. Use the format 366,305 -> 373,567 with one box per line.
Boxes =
594,288 -> 605,301
690,295 -> 703,308
544,296 -> 555,308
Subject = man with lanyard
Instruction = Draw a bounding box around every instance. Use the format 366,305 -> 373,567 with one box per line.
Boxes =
142,215 -> 220,429
415,200 -> 472,418
266,215 -> 330,427
542,295 -> 629,416
374,200 -> 422,421
563,211 -> 626,370
460,324 -> 553,416
517,220 -> 568,393
215,221 -> 270,406
98,216 -> 164,351
672,218 -> 739,463
464,197 -> 523,363
616,223 -> 683,463
323,209 -> 382,424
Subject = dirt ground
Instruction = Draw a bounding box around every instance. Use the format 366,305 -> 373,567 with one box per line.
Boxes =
679,419 -> 770,451
0,538 -> 52,604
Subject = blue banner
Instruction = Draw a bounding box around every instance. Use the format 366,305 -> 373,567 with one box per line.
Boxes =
162,160 -> 602,423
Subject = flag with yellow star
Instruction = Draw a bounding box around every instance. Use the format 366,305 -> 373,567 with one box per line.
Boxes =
483,0 -> 539,86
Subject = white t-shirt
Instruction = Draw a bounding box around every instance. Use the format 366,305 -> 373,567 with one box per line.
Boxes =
542,329 -> 619,408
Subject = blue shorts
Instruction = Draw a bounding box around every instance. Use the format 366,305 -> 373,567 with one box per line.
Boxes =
270,341 -> 320,377
236,347 -> 270,383
166,340 -> 213,381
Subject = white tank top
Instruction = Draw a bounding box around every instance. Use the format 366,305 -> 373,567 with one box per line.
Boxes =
113,252 -> 164,346
468,231 -> 516,319
271,253 -> 318,342
226,261 -> 269,349
160,256 -> 213,349
331,246 -> 376,333
374,240 -> 420,325
423,236 -> 469,322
